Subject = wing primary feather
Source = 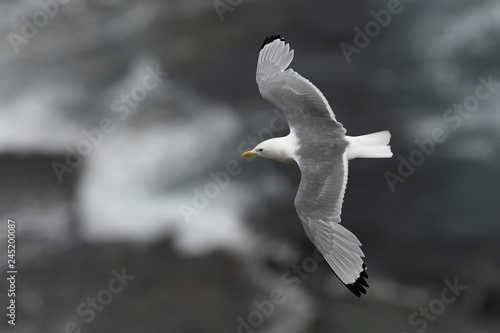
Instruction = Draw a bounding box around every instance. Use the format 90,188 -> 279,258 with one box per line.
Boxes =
359,277 -> 369,288
346,284 -> 362,297
345,265 -> 369,297
360,264 -> 369,279
260,34 -> 284,50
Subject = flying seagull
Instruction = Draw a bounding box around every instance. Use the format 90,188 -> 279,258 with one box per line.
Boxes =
241,35 -> 392,297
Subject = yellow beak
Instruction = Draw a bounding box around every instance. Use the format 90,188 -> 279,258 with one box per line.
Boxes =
241,150 -> 256,158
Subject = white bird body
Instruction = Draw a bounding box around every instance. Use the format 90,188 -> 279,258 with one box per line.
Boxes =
257,131 -> 392,163
242,35 -> 392,297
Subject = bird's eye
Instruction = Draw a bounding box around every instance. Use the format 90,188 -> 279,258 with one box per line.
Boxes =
258,149 -> 263,152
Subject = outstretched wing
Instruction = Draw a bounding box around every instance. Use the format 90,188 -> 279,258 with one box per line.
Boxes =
256,35 -> 344,135
295,148 -> 368,297
256,35 -> 368,296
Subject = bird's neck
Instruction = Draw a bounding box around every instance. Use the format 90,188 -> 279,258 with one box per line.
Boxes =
265,133 -> 298,164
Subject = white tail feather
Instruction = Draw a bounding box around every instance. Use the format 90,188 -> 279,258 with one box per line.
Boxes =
346,131 -> 392,160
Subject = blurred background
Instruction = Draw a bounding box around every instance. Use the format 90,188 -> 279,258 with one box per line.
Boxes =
0,0 -> 499,332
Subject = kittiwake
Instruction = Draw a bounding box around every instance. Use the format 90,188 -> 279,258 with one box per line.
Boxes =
241,35 -> 393,297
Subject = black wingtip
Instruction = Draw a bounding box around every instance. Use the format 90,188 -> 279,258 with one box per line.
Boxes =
261,34 -> 285,50
345,264 -> 369,297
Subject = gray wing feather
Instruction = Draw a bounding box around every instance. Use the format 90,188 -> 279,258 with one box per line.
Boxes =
256,39 -> 341,132
295,151 -> 365,285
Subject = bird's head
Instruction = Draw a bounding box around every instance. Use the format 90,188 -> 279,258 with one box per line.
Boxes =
241,141 -> 271,159
241,138 -> 295,164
